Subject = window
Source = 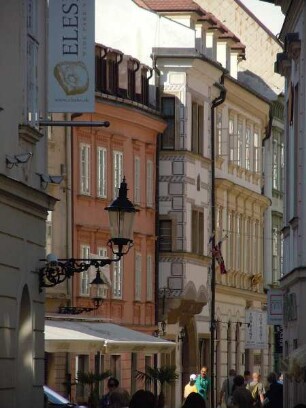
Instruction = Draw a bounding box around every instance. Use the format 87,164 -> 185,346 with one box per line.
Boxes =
236,216 -> 241,271
141,66 -> 149,105
216,109 -> 223,156
245,125 -> 251,170
192,102 -> 204,155
80,245 -> 90,295
192,209 -> 204,255
146,255 -> 153,301
112,259 -> 122,298
254,129 -> 260,173
127,59 -> 137,100
97,247 -> 109,298
146,160 -> 153,207
237,120 -> 243,167
253,221 -> 259,275
135,253 -> 142,301
229,116 -> 235,162
161,97 -> 175,149
97,147 -> 107,198
113,151 -> 123,198
227,212 -> 233,270
106,52 -> 119,94
272,132 -> 284,192
159,220 -> 172,252
80,144 -> 90,195
245,219 -> 250,273
46,211 -> 52,255
27,0 -> 38,126
76,355 -> 89,400
134,157 -> 141,205
110,355 -> 121,383
95,45 -> 107,92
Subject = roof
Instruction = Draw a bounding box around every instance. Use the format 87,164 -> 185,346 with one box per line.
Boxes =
134,0 -> 245,56
134,0 -> 205,14
45,318 -> 175,354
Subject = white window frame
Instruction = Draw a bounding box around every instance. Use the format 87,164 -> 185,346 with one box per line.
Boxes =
80,245 -> 90,296
80,144 -> 91,195
146,159 -> 153,208
135,252 -> 142,301
113,151 -> 123,198
254,129 -> 260,173
134,156 -> 141,205
112,258 -> 122,299
237,120 -> 243,167
97,147 -> 107,198
245,125 -> 252,171
146,255 -> 153,301
229,116 -> 235,162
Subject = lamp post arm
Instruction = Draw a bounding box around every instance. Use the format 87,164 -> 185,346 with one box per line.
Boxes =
39,256 -> 121,290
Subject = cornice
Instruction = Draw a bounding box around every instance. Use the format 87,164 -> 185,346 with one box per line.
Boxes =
0,173 -> 57,218
216,283 -> 267,303
215,178 -> 271,208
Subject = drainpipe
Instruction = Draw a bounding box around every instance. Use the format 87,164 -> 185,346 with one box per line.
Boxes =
154,133 -> 160,399
210,75 -> 226,408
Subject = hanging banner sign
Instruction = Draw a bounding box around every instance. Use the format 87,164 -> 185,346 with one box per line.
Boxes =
267,289 -> 283,325
48,0 -> 95,112
245,309 -> 268,349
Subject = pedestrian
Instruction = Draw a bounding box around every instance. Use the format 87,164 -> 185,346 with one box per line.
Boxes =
246,372 -> 265,407
129,390 -> 155,408
99,377 -> 120,408
109,387 -> 130,408
182,392 -> 206,408
184,374 -> 198,399
277,372 -> 283,384
264,372 -> 283,408
219,369 -> 236,408
243,370 -> 251,387
195,366 -> 210,403
231,375 -> 253,408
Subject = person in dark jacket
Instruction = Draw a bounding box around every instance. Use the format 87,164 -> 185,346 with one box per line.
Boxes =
99,377 -> 120,408
231,375 -> 254,408
264,372 -> 283,408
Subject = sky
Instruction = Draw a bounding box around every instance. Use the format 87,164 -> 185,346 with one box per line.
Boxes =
239,0 -> 285,36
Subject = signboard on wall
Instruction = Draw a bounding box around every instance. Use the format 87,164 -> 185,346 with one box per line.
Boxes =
48,0 -> 95,112
267,289 -> 283,325
245,309 -> 268,349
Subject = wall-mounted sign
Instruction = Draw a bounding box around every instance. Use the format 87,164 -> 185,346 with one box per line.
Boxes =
267,289 -> 283,325
48,0 -> 95,112
245,309 -> 268,349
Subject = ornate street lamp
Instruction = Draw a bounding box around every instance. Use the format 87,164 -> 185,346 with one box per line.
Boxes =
39,178 -> 138,312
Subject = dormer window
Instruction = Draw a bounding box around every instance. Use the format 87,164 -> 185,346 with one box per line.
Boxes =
140,65 -> 152,106
127,58 -> 139,100
95,45 -> 107,93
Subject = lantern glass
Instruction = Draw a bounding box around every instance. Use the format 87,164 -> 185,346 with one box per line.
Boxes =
108,210 -> 136,241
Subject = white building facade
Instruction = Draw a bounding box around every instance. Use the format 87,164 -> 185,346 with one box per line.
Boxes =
269,0 -> 306,405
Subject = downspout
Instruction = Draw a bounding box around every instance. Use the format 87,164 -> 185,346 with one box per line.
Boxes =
210,75 -> 226,408
70,112 -> 82,308
154,133 -> 160,399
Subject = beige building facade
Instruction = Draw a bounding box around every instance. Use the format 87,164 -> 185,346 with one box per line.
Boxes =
0,1 -> 57,407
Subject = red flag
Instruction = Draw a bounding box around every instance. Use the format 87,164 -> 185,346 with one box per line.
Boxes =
211,240 -> 227,274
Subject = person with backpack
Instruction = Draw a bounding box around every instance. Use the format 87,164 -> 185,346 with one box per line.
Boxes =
246,372 -> 265,407
219,369 -> 236,408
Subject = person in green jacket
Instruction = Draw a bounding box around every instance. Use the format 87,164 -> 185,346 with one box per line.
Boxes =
195,366 -> 211,402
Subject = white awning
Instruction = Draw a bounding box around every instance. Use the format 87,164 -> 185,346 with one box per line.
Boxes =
45,318 -> 175,354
